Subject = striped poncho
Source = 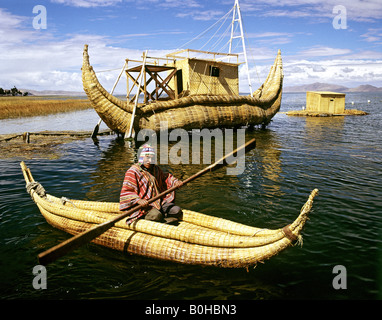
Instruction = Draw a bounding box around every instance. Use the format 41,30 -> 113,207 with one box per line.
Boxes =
119,164 -> 180,222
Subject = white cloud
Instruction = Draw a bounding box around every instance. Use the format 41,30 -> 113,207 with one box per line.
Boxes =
361,28 -> 382,43
176,10 -> 225,21
0,21 -> 120,91
343,50 -> 382,60
0,9 -> 36,45
242,0 -> 382,22
237,50 -> 382,91
0,8 -> 25,27
50,0 -> 123,8
298,46 -> 352,57
0,22 -> 177,93
0,8 -> 177,92
282,58 -> 382,87
133,0 -> 202,10
157,0 -> 201,9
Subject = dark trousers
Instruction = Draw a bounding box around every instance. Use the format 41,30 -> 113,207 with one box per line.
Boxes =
145,202 -> 183,222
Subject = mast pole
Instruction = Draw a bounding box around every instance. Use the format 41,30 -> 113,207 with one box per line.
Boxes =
228,0 -> 253,95
125,50 -> 148,139
228,1 -> 237,58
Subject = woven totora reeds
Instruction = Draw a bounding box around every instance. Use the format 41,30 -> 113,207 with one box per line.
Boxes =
287,109 -> 368,117
81,45 -> 284,134
21,161 -> 318,268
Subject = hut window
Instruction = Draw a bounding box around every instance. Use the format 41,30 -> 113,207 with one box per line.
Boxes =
176,69 -> 183,94
209,66 -> 220,77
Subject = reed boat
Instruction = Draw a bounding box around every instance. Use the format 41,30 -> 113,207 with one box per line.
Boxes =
82,0 -> 283,138
21,161 -> 318,268
82,47 -> 283,136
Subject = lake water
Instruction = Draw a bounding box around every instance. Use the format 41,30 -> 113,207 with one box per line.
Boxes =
0,92 -> 381,301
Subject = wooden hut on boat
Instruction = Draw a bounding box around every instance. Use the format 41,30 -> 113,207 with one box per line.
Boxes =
165,49 -> 240,97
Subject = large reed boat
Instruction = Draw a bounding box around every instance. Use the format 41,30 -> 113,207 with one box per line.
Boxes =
82,0 -> 284,138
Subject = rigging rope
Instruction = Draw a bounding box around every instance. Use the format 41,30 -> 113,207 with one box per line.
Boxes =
26,181 -> 46,198
209,22 -> 232,54
95,67 -> 123,74
198,10 -> 232,53
177,1 -> 262,94
179,7 -> 234,50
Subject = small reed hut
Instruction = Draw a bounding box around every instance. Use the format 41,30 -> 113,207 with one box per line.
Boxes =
305,91 -> 345,114
166,49 -> 240,96
124,49 -> 240,104
286,90 -> 368,117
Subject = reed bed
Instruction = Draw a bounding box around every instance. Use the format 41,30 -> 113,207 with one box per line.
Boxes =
0,96 -> 91,119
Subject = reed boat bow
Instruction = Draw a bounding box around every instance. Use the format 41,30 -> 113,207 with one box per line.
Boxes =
21,161 -> 317,268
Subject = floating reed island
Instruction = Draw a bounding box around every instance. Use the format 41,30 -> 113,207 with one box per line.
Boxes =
287,91 -> 368,117
287,109 -> 368,117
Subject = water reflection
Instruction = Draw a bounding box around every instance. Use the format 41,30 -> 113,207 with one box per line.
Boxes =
84,137 -> 136,202
304,116 -> 345,155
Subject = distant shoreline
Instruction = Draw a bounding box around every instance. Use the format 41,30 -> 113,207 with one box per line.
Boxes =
283,82 -> 382,93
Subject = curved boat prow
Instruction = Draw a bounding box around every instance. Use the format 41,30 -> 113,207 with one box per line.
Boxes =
283,188 -> 319,244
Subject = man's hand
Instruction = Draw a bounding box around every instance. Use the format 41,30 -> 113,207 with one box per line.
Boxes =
137,199 -> 149,207
174,181 -> 184,188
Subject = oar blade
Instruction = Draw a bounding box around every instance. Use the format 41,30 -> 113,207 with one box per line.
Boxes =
91,119 -> 102,139
91,124 -> 100,139
38,220 -> 114,265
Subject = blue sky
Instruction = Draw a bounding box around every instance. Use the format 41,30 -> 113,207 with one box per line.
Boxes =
1,0 -> 382,93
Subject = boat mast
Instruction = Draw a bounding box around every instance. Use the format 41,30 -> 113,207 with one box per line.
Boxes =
228,0 -> 253,95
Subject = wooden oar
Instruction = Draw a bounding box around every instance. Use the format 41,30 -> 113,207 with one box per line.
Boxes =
37,137 -> 256,265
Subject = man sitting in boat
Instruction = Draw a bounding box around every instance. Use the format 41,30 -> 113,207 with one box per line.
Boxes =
120,144 -> 184,224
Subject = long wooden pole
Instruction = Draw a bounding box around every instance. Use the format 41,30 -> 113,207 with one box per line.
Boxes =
125,50 -> 148,139
37,137 -> 256,265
